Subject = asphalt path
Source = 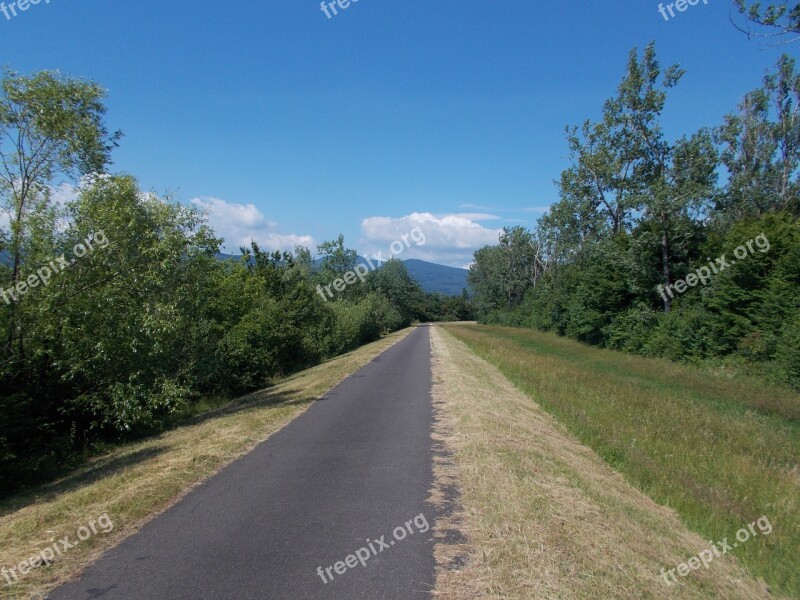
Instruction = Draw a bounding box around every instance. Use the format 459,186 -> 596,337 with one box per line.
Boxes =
48,326 -> 435,600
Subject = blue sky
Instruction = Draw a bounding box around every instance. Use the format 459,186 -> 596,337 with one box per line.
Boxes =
0,0 -> 795,266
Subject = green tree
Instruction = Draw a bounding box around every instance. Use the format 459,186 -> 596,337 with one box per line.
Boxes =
468,226 -> 547,319
0,69 -> 121,359
365,259 -> 424,327
717,54 -> 800,222
556,44 -> 716,312
317,235 -> 357,277
553,45 -> 684,241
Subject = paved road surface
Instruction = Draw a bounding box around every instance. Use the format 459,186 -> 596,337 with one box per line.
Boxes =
49,326 -> 435,600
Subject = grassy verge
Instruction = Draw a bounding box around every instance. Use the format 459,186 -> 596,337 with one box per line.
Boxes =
0,328 -> 413,600
439,324 -> 799,598
429,325 -> 783,599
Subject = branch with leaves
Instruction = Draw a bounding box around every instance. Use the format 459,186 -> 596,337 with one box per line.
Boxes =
733,1 -> 800,43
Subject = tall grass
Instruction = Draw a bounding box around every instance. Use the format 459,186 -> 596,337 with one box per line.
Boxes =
445,324 -> 800,597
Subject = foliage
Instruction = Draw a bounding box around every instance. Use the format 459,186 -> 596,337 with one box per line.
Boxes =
470,47 -> 800,389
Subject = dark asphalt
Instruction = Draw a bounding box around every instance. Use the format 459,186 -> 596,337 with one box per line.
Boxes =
48,326 -> 435,600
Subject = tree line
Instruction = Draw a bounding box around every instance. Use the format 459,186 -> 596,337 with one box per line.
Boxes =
0,70 -> 472,494
469,46 -> 799,391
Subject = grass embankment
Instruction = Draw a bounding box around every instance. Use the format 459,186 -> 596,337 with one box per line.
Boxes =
435,324 -> 799,598
0,328 -> 413,600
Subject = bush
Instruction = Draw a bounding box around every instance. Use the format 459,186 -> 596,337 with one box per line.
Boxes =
603,303 -> 660,353
642,305 -> 716,362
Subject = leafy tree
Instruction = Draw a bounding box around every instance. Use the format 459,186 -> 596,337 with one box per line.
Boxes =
56,176 -> 218,429
549,44 -> 716,312
554,44 -> 683,242
317,234 -> 357,277
602,44 -> 715,313
0,70 -> 121,359
293,245 -> 314,273
717,54 -> 800,222
468,226 -> 546,318
365,259 -> 424,327
417,291 -> 474,322
638,128 -> 718,312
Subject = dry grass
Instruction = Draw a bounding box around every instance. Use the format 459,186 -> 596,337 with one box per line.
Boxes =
0,328 -> 413,600
429,325 -> 780,600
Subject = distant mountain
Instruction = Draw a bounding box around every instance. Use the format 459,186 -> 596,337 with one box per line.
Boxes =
330,257 -> 469,296
216,253 -> 242,262
216,253 -> 470,297
402,259 -> 469,296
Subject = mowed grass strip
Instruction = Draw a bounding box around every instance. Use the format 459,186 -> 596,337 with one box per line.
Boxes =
429,326 -> 780,600
0,328 -> 414,600
441,324 -> 800,598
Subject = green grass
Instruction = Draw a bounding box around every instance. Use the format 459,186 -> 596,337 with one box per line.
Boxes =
444,324 -> 800,598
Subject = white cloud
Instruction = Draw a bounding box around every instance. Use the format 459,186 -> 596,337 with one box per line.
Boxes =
48,183 -> 79,232
0,183 -> 79,234
50,182 -> 80,208
360,212 -> 503,268
451,212 -> 501,222
459,202 -> 553,214
459,203 -> 494,210
191,197 -> 314,253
